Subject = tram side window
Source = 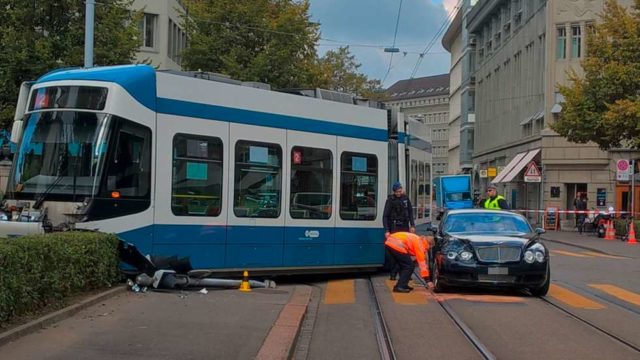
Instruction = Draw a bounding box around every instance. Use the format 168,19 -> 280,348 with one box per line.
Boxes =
290,146 -> 333,220
172,134 -> 223,216
340,152 -> 378,221
234,141 -> 282,218
104,118 -> 151,198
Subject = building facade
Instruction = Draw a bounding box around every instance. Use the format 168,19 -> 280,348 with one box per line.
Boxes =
443,0 -> 478,176
131,0 -> 187,70
464,0 -> 635,226
385,75 -> 451,176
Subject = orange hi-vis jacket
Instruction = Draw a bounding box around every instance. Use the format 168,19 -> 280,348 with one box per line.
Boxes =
384,232 -> 430,278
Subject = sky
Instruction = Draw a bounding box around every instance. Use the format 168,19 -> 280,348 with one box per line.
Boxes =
308,0 -> 458,89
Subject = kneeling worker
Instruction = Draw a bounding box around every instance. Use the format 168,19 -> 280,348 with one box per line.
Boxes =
385,232 -> 433,293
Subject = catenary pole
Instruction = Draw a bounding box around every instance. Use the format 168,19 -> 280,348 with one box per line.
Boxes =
84,0 -> 95,68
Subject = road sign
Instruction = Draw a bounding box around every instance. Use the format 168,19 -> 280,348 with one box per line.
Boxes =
524,161 -> 541,182
488,167 -> 497,177
617,159 -> 630,181
479,169 -> 488,178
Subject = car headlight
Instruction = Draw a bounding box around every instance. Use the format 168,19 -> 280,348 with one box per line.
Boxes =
447,251 -> 458,260
535,251 -> 545,263
524,251 -> 535,263
529,243 -> 545,253
459,251 -> 473,261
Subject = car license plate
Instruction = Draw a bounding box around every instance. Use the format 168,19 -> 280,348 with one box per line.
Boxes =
488,267 -> 508,275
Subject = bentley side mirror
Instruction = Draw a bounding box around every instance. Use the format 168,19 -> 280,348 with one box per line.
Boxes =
427,223 -> 439,234
534,228 -> 546,235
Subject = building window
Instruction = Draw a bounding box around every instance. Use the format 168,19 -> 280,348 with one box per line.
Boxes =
571,25 -> 582,58
171,134 -> 223,217
556,26 -> 566,59
234,141 -> 282,218
340,152 -> 377,221
168,19 -> 187,65
139,13 -> 157,49
290,146 -> 333,220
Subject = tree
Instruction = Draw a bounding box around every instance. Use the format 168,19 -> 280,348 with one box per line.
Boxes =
552,0 -> 640,150
181,0 -> 321,89
0,0 -> 142,129
317,46 -> 383,98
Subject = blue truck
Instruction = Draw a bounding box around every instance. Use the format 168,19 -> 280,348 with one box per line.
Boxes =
433,175 -> 474,219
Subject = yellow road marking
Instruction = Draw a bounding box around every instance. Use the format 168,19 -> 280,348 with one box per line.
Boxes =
548,284 -> 605,309
581,251 -> 625,259
589,284 -> 640,306
323,279 -> 355,304
385,280 -> 428,305
435,294 -> 524,303
551,250 -> 591,258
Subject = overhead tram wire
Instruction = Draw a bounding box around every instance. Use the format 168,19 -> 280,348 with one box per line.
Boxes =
409,0 -> 462,79
382,0 -> 404,85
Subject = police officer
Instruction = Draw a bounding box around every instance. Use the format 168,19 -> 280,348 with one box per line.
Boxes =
383,181 -> 415,238
480,184 -> 509,210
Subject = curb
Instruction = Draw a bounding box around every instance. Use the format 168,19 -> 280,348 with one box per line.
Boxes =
0,286 -> 127,347
541,237 -> 629,257
255,285 -> 312,360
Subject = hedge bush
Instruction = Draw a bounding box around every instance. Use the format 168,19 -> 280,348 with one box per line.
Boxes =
0,232 -> 120,324
613,219 -> 640,237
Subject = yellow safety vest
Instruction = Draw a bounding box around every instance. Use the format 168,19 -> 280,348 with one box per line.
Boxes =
484,195 -> 506,209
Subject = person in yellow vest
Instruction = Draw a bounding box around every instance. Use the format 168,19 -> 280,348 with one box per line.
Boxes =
480,184 -> 509,210
384,232 -> 434,293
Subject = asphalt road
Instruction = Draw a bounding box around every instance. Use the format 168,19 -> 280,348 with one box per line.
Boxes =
2,233 -> 639,360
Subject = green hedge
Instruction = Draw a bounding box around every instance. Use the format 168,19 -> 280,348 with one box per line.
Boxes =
0,232 -> 120,324
613,219 -> 640,237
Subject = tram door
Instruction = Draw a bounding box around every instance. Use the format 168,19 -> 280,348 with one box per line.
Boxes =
227,123 -> 287,268
284,131 -> 337,266
153,115 -> 230,269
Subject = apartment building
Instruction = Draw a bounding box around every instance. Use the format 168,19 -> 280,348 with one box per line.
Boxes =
385,75 -> 451,176
460,0 -> 637,226
131,0 -> 187,70
442,0 -> 478,176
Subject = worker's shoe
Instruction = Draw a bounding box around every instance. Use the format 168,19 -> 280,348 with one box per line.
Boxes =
393,286 -> 412,293
389,274 -> 397,281
406,285 -> 414,290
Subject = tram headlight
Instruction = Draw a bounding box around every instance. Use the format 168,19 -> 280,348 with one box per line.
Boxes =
459,251 -> 473,261
524,251 -> 535,264
535,251 -> 545,263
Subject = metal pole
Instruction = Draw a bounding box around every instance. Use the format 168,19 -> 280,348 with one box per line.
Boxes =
632,159 -> 635,219
84,0 -> 95,68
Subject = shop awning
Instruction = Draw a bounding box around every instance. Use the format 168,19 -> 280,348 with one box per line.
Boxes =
491,151 -> 528,183
498,149 -> 541,183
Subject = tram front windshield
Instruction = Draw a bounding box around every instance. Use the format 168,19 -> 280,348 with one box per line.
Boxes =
10,111 -> 111,197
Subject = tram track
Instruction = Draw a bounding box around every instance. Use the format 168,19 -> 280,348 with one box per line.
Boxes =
539,292 -> 640,354
413,273 -> 497,360
368,276 -> 397,360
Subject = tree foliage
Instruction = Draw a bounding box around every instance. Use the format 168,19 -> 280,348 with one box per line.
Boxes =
0,0 -> 142,129
552,0 -> 640,150
318,46 -> 383,98
181,1 -> 381,95
181,0 -> 321,89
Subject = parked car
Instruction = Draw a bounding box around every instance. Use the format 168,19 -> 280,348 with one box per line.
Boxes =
427,209 -> 550,296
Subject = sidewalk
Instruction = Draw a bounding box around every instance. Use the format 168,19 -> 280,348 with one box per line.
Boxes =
0,284 -> 311,360
542,230 -> 640,258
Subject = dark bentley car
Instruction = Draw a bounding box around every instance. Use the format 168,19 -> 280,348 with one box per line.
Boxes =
427,209 -> 550,296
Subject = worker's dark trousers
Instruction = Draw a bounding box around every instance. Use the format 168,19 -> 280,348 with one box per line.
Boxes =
386,247 -> 414,288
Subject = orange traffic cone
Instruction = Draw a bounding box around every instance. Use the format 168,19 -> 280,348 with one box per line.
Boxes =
604,219 -> 616,241
627,222 -> 638,245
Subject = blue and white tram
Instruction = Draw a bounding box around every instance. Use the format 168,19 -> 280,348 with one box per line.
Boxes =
3,64 -> 432,273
